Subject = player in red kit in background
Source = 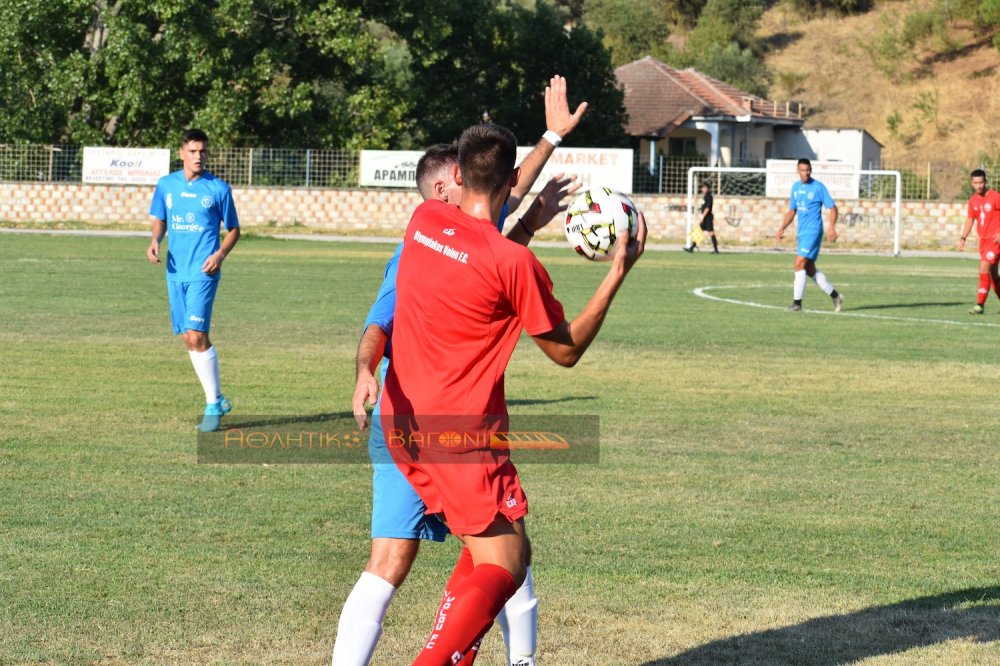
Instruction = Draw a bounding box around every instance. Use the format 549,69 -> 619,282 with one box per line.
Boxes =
958,169 -> 1000,314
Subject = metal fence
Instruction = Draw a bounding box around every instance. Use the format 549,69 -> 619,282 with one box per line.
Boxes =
0,143 -> 980,201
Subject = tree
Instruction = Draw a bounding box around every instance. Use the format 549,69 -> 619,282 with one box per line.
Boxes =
0,0 -> 412,147
366,0 -> 627,147
0,0 -> 627,148
685,0 -> 765,56
581,0 -> 673,66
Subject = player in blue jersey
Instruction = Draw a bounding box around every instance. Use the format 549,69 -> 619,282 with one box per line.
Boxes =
776,158 -> 843,313
332,76 -> 585,666
147,128 -> 241,432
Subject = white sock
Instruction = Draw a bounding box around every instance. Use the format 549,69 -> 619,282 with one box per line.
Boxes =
793,270 -> 807,301
189,346 -> 221,403
496,565 -> 537,666
331,572 -> 397,666
813,271 -> 835,296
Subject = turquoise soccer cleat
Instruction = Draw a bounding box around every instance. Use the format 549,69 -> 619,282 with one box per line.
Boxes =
197,396 -> 232,433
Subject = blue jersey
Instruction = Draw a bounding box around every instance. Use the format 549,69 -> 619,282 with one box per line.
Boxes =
789,178 -> 835,236
150,170 -> 240,282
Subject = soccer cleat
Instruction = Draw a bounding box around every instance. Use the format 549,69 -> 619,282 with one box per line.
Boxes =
970,304 -> 984,315
787,303 -> 802,312
833,293 -> 844,313
683,246 -> 694,253
197,396 -> 232,433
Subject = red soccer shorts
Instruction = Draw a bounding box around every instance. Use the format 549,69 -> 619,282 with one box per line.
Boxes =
381,414 -> 528,536
979,237 -> 1000,264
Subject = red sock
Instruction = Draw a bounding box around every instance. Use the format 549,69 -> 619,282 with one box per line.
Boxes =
412,564 -> 518,666
978,273 -> 990,305
441,547 -> 474,603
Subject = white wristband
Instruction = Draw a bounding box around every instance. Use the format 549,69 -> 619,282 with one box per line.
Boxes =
542,130 -> 562,147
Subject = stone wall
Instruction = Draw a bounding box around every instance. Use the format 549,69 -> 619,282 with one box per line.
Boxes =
0,182 -> 968,250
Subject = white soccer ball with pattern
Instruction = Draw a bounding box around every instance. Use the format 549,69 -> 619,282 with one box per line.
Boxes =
563,186 -> 640,261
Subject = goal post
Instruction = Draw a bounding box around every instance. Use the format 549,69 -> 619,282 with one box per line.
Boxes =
686,166 -> 903,256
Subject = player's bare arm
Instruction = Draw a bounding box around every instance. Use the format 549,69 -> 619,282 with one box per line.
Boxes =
352,324 -> 388,429
958,218 -> 975,249
147,217 -> 166,264
507,75 -> 588,213
776,209 -> 796,242
201,226 -> 240,275
827,206 -> 839,242
506,173 -> 580,245
532,213 -> 646,367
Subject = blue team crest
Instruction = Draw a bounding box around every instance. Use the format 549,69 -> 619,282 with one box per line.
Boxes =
201,196 -> 212,208
807,192 -> 815,200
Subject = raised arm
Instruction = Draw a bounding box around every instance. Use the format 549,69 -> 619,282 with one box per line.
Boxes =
505,173 -> 580,246
531,213 -> 646,367
507,75 -> 588,214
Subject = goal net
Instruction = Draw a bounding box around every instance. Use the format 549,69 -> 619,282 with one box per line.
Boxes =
686,166 -> 903,256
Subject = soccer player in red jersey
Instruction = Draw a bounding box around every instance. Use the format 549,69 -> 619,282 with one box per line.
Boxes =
380,123 -> 645,664
958,169 -> 1000,314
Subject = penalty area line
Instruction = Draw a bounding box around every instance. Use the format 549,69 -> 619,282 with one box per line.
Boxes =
693,285 -> 1000,329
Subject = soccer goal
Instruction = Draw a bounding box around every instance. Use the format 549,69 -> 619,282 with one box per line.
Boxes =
686,165 -> 903,256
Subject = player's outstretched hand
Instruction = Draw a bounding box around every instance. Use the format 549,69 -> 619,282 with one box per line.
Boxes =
545,75 -> 588,139
613,210 -> 647,274
146,241 -> 160,264
534,173 -> 581,230
352,370 -> 379,430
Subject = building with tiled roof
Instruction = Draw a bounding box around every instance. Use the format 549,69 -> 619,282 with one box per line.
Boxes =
616,56 -> 807,168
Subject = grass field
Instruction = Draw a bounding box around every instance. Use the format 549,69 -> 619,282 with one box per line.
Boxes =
2,232 -> 999,665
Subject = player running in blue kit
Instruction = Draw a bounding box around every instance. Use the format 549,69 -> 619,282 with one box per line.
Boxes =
332,76 -> 585,666
776,158 -> 843,313
147,128 -> 241,432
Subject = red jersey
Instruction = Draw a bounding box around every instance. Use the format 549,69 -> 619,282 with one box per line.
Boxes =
383,199 -> 565,419
968,189 -> 1000,240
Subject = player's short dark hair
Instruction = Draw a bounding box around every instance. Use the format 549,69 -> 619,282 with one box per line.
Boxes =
700,181 -> 710,189
798,158 -> 812,167
971,168 -> 987,180
182,128 -> 209,145
457,124 -> 517,195
416,143 -> 459,199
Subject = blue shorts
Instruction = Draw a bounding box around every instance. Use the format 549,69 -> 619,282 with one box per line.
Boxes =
167,280 -> 219,335
369,400 -> 448,542
796,230 -> 823,261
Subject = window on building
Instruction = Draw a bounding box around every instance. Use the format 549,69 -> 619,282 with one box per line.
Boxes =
668,137 -> 697,156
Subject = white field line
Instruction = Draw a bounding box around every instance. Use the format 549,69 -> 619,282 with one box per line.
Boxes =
693,285 -> 1000,328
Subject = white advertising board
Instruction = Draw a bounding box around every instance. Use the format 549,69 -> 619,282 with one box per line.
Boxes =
82,147 -> 171,185
360,147 -> 634,193
766,159 -> 860,200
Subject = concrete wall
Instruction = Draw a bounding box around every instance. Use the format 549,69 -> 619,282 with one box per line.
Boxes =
0,181 -> 967,250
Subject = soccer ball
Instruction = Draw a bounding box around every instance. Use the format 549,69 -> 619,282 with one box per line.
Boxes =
564,187 -> 640,261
